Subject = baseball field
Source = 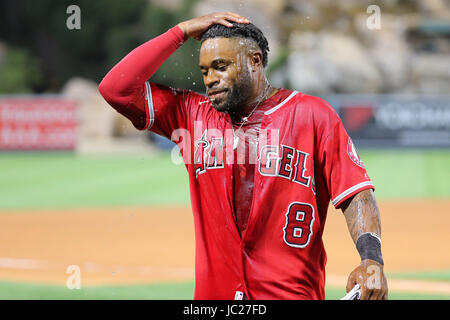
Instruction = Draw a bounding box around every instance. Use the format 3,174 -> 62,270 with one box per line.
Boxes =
0,149 -> 449,300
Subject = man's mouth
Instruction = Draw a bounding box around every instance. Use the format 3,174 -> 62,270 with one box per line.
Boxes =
208,89 -> 228,100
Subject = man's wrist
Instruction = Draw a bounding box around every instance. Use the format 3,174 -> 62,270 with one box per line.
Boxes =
171,24 -> 188,44
356,233 -> 384,266
177,22 -> 189,39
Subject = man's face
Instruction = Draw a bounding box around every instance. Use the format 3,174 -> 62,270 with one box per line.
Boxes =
199,37 -> 253,113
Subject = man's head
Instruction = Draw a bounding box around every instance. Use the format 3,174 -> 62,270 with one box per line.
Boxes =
199,22 -> 269,113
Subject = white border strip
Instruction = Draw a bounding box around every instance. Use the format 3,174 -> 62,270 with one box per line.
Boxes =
144,81 -> 155,130
264,91 -> 298,115
332,181 -> 374,206
0,257 -> 194,278
0,257 -> 49,270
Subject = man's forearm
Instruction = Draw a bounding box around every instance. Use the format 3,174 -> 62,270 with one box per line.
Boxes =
342,189 -> 384,265
98,26 -> 186,105
343,189 -> 387,299
342,189 -> 381,243
98,12 -> 249,104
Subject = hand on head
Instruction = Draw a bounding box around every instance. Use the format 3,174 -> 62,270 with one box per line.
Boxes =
178,12 -> 249,40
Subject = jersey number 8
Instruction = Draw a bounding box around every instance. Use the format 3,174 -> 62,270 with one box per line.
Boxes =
283,202 -> 315,248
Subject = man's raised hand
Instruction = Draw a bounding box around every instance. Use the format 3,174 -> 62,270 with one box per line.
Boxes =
178,12 -> 249,40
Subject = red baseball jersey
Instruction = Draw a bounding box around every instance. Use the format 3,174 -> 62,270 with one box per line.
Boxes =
125,81 -> 374,300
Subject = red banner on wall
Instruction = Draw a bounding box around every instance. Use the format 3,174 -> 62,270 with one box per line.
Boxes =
0,97 -> 78,150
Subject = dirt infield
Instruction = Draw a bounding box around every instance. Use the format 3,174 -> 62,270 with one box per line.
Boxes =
0,199 -> 449,293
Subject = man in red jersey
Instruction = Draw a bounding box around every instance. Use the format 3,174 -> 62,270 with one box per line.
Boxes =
99,12 -> 388,300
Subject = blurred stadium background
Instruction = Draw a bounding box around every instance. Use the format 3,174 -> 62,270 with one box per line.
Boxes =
0,0 -> 449,299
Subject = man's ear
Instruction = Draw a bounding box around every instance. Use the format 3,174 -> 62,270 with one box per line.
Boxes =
250,51 -> 263,71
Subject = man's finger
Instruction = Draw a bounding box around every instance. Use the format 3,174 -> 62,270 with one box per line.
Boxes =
366,282 -> 378,300
221,17 -> 249,25
369,277 -> 387,300
359,283 -> 371,300
225,12 -> 250,21
218,13 -> 249,24
216,18 -> 234,28
346,278 -> 356,293
368,288 -> 381,300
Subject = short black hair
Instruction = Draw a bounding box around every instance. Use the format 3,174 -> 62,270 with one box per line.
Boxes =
200,22 -> 270,67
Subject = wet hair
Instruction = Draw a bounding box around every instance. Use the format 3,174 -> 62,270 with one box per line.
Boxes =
200,22 -> 270,67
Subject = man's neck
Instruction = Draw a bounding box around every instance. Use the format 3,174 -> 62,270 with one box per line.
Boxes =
230,83 -> 278,123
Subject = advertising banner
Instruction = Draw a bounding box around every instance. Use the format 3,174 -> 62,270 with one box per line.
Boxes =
326,94 -> 450,148
0,97 -> 77,150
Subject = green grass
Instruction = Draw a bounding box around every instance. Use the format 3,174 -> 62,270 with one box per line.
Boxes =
0,281 -> 448,300
0,280 -> 195,300
0,149 -> 449,210
360,149 -> 450,199
0,152 -> 189,210
387,270 -> 450,282
325,287 -> 450,300
0,150 -> 449,300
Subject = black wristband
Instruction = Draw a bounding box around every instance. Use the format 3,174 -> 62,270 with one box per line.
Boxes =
356,233 -> 384,266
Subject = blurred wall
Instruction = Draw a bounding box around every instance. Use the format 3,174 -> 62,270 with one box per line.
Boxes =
0,0 -> 448,152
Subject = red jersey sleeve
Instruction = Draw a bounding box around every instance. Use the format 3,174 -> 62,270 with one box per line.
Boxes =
139,82 -> 207,139
128,81 -> 187,139
98,25 -> 192,138
313,96 -> 374,208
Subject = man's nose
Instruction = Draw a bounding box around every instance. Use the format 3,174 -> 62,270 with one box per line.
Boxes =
204,70 -> 219,88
